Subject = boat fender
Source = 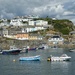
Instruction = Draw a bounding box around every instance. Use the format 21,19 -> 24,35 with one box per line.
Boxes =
47,58 -> 51,61
13,59 -> 16,62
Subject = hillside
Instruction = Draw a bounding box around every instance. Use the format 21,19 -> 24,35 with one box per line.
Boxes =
36,17 -> 74,35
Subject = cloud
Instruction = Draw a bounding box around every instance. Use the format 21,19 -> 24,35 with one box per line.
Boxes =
0,0 -> 75,24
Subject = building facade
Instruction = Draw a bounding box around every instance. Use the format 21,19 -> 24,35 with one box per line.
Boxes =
48,35 -> 64,45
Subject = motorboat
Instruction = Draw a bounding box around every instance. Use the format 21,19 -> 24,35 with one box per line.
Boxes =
69,49 -> 75,52
19,55 -> 40,61
2,46 -> 22,55
47,54 -> 71,61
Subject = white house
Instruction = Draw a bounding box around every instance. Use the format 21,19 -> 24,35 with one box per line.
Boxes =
28,20 -> 35,26
10,19 -> 23,26
29,20 -> 48,26
21,26 -> 46,33
10,18 -> 31,26
48,35 -> 64,44
35,20 -> 48,26
11,15 -> 39,26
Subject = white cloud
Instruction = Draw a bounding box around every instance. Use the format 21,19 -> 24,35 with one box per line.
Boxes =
0,0 -> 75,24
0,9 -> 15,19
63,11 -> 74,16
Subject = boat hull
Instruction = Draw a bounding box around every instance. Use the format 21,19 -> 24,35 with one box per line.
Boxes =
47,54 -> 71,62
28,48 -> 36,51
38,47 -> 44,50
19,55 -> 40,61
2,49 -> 21,55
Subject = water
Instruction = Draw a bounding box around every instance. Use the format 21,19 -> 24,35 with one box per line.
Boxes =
0,48 -> 75,75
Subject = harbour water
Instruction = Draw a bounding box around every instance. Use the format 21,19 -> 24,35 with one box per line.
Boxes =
0,48 -> 75,75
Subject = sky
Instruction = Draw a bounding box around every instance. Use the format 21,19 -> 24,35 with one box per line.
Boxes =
0,0 -> 75,24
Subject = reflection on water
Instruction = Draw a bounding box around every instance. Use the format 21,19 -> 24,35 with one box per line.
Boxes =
19,61 -> 41,65
0,48 -> 75,75
50,61 -> 71,75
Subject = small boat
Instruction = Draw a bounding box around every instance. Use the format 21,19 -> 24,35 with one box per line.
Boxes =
28,48 -> 36,51
38,47 -> 44,50
47,54 -> 71,61
2,46 -> 22,55
20,46 -> 29,53
0,51 -> 2,54
19,55 -> 40,61
0,49 -> 2,54
69,49 -> 75,52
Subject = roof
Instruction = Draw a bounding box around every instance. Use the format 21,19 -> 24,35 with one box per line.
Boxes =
52,35 -> 60,38
70,31 -> 75,34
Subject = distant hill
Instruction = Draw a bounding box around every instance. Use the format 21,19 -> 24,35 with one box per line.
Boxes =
52,19 -> 74,35
35,17 -> 74,35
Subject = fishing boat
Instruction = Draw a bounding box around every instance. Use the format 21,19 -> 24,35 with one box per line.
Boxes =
19,55 -> 40,61
47,54 -> 71,61
2,46 -> 22,55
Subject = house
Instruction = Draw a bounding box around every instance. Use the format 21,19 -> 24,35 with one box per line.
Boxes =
48,35 -> 64,45
10,19 -> 23,26
8,27 -> 22,35
29,20 -> 48,26
69,31 -> 75,37
15,33 -> 43,40
2,28 -> 8,36
21,26 -> 46,33
15,33 -> 29,40
29,34 -> 43,40
35,20 -> 48,26
69,31 -> 75,43
29,34 -> 37,40
10,15 -> 38,26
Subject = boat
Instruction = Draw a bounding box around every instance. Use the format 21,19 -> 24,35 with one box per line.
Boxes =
2,46 -> 22,55
0,49 -> 2,54
28,47 -> 36,51
19,55 -> 40,61
0,51 -> 2,54
37,43 -> 49,50
38,47 -> 44,50
69,49 -> 75,52
47,54 -> 71,61
20,46 -> 29,53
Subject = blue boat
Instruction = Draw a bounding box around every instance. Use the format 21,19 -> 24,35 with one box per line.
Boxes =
19,55 -> 40,61
28,48 -> 36,51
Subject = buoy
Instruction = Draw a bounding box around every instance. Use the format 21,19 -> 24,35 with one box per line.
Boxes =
47,58 -> 51,61
13,59 -> 16,62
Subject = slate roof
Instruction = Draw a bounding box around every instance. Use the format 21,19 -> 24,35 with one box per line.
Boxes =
52,35 -> 60,38
70,31 -> 75,34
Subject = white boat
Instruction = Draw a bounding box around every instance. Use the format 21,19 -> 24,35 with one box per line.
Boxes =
47,54 -> 71,61
19,55 -> 40,61
69,49 -> 75,52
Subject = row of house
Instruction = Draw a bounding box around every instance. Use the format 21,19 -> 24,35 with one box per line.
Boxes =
0,15 -> 53,40
0,15 -> 51,33
48,35 -> 64,45
0,25 -> 49,36
0,15 -> 48,26
0,15 -> 65,45
47,31 -> 75,45
4,33 -> 43,40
